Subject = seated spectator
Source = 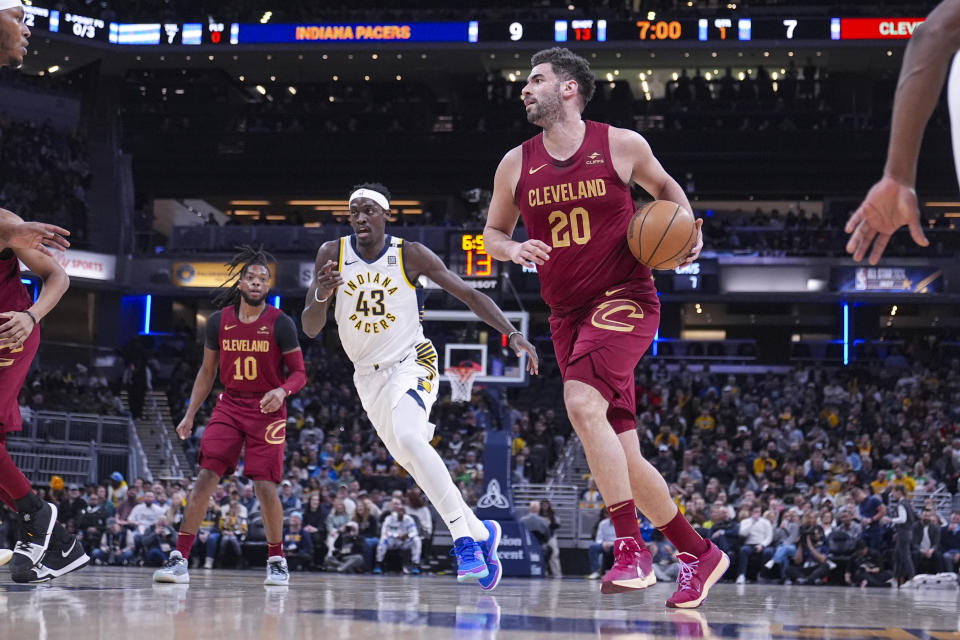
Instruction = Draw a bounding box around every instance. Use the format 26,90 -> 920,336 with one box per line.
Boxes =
764,509 -> 800,581
941,510 -> 960,573
92,517 -> 135,566
914,507 -> 942,575
280,480 -> 301,511
191,496 -> 222,570
301,492 -> 327,563
240,484 -> 259,515
826,508 -> 861,571
846,540 -> 893,588
283,511 -> 314,571
325,497 -> 351,559
519,500 -> 551,546
736,505 -> 773,584
76,492 -> 109,553
374,498 -> 421,575
141,518 -> 176,567
325,521 -> 367,573
787,514 -> 831,585
128,491 -> 166,536
218,497 -> 248,568
580,477 -> 602,508
587,508 -> 615,580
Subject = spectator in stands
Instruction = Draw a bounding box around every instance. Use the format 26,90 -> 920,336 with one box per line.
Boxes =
115,487 -> 139,526
520,500 -> 551,547
61,484 -> 87,527
405,488 -> 432,543
847,540 -> 893,588
765,508 -> 800,582
374,498 -> 421,575
141,518 -> 175,567
107,472 -> 128,507
940,510 -> 960,573
703,502 -> 737,557
788,512 -> 831,585
587,507 -> 614,580
325,521 -> 367,574
77,492 -> 109,552
128,490 -> 166,535
914,507 -> 942,575
279,479 -> 301,511
283,511 -> 314,571
540,499 -> 562,579
736,504 -> 774,584
217,496 -> 248,568
92,518 -> 134,566
653,445 -> 678,482
301,492 -> 327,563
191,495 -> 222,569
853,487 -> 886,550
581,477 -> 602,508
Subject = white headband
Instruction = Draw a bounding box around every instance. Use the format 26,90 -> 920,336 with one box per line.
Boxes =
349,188 -> 390,211
0,0 -> 24,11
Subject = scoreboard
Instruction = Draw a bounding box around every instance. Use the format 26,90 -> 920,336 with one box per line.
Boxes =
21,4 -> 928,47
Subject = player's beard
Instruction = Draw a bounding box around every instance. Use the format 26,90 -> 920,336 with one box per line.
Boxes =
240,289 -> 265,307
527,85 -> 563,126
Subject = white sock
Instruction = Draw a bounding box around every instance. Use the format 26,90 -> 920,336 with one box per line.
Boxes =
456,489 -> 489,542
391,394 -> 473,541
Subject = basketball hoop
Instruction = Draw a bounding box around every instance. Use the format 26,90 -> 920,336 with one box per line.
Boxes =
446,363 -> 481,403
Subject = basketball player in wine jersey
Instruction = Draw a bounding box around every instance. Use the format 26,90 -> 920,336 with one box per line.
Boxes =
302,182 -> 538,589
845,0 -> 960,264
485,48 -> 727,609
154,246 -> 306,586
0,0 -> 89,584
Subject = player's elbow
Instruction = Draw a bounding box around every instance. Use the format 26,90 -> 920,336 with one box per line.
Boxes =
913,18 -> 960,53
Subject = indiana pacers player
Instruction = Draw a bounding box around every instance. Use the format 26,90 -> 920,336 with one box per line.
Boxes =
302,183 -> 538,589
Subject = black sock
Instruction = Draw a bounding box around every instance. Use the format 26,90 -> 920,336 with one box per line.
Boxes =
14,492 -> 43,514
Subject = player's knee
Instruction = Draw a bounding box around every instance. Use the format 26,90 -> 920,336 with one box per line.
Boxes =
564,393 -> 600,429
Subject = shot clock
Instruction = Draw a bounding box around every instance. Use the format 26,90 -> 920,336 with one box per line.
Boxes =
447,232 -> 498,280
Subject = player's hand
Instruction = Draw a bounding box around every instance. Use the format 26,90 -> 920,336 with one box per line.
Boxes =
676,218 -> 704,269
0,219 -> 71,256
175,416 -> 194,440
845,176 -> 929,265
509,333 -> 539,375
313,260 -> 344,302
260,387 -> 287,414
508,239 -> 551,268
0,311 -> 35,349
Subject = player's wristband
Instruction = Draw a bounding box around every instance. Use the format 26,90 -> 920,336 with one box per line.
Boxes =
24,310 -> 37,326
314,288 -> 330,303
507,330 -> 522,344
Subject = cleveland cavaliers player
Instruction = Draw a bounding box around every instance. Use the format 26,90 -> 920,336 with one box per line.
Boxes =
302,183 -> 538,589
154,246 -> 306,586
484,48 -> 726,609
845,0 -> 960,264
0,0 -> 88,584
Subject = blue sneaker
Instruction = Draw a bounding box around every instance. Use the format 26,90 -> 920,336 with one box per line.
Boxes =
372,565 -> 383,575
478,520 -> 502,591
451,537 -> 489,582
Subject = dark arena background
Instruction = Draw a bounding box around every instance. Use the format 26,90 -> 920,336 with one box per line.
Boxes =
2,0 -> 960,637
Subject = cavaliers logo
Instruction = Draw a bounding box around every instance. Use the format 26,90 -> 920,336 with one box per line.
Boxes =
264,419 -> 286,445
0,342 -> 24,368
590,299 -> 645,333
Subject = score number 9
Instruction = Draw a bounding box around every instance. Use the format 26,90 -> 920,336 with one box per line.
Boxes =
509,22 -> 523,41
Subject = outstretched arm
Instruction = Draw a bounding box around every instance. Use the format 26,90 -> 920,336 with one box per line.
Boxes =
0,209 -> 71,256
404,241 -> 539,375
845,1 -> 960,263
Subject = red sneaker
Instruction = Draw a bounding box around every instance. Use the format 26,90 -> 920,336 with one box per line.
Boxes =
665,540 -> 730,609
600,537 -> 656,594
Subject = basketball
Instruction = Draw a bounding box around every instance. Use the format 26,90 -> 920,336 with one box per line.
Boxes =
626,200 -> 697,270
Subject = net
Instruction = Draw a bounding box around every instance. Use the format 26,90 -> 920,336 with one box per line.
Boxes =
446,364 -> 481,403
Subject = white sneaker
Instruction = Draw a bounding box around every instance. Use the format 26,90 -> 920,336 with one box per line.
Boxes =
153,551 -> 190,584
736,574 -> 746,584
203,556 -> 214,569
587,571 -> 602,580
264,556 -> 290,586
764,559 -> 775,570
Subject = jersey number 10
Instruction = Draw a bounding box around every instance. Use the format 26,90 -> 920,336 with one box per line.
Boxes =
233,356 -> 259,381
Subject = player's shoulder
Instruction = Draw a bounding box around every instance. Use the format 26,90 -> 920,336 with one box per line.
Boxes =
208,309 -> 223,323
498,145 -> 523,169
315,238 -> 341,261
606,124 -> 649,148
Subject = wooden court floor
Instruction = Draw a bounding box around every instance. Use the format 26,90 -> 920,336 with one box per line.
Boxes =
1,567 -> 958,640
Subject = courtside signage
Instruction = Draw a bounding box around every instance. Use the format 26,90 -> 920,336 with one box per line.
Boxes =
840,18 -> 925,39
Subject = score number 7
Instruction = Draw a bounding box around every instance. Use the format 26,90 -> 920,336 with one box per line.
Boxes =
783,19 -> 797,39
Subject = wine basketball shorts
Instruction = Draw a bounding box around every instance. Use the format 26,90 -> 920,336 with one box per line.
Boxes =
0,325 -> 40,433
550,287 -> 660,434
199,392 -> 286,483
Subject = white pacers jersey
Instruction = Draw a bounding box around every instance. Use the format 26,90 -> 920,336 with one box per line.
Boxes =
334,234 -> 425,367
949,51 -> 960,190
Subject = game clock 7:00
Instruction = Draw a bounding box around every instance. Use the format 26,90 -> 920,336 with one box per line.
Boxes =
448,233 -> 498,279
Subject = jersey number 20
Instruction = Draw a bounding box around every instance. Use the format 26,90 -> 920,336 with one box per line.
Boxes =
548,207 -> 592,248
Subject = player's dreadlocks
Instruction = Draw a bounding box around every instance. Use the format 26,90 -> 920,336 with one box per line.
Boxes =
211,244 -> 276,309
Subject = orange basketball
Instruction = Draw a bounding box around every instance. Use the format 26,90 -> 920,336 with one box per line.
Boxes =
626,200 -> 697,270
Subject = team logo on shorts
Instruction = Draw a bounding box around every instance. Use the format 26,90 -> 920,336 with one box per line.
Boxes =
264,419 -> 286,445
0,342 -> 24,367
590,299 -> 645,333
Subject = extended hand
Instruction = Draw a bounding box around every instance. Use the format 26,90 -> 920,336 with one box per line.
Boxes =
509,334 -> 540,375
260,387 -> 287,414
314,260 -> 344,301
0,220 -> 70,256
0,311 -> 34,349
845,176 -> 929,264
509,239 -> 551,268
677,219 -> 704,269
175,416 -> 194,440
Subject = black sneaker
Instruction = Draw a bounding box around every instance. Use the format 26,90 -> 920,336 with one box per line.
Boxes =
14,533 -> 89,584
10,501 -> 57,580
